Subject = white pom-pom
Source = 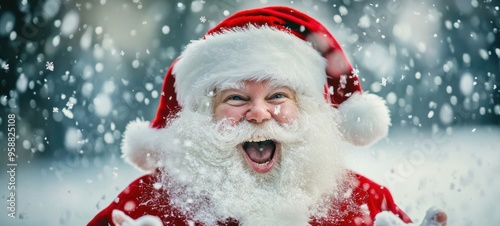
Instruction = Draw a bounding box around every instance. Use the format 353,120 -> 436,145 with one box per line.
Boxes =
338,92 -> 391,146
121,119 -> 163,172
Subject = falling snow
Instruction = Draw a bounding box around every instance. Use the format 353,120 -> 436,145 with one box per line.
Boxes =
46,61 -> 54,71
274,105 -> 281,115
62,107 -> 74,119
339,75 -> 347,89
2,62 -> 9,71
200,16 -> 207,23
351,68 -> 359,77
381,77 -> 387,86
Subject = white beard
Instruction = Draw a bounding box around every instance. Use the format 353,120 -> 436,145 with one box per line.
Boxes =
153,97 -> 352,226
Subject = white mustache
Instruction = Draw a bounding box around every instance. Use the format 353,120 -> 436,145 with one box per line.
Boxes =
214,118 -> 304,148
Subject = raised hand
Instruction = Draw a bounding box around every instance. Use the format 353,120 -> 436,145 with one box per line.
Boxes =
420,207 -> 447,226
374,206 -> 447,226
112,209 -> 163,226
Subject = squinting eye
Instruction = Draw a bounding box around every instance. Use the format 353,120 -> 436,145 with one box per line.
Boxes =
271,93 -> 285,99
227,95 -> 244,101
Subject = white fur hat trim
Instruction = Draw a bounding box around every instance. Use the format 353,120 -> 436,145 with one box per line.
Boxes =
173,25 -> 327,110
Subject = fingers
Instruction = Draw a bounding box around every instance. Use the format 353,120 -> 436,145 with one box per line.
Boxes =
112,209 -> 164,226
112,210 -> 135,226
135,215 -> 164,226
421,207 -> 447,226
433,212 -> 447,226
373,211 -> 409,226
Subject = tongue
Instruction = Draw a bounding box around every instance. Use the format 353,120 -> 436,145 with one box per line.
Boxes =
243,140 -> 275,164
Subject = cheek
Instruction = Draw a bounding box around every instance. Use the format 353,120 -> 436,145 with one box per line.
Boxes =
275,103 -> 298,123
214,106 -> 245,125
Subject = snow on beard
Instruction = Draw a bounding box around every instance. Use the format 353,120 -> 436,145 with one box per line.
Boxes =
154,97 -> 352,225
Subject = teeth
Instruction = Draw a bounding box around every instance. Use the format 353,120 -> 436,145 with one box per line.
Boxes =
247,137 -> 268,143
257,160 -> 271,166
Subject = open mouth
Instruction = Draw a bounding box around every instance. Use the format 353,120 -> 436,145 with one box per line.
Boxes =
241,138 -> 278,173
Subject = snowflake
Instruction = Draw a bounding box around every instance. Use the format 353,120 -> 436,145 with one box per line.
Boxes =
53,107 -> 59,112
200,16 -> 207,23
153,182 -> 162,190
120,50 -> 125,56
274,105 -> 281,115
381,77 -> 387,86
62,108 -> 74,119
353,80 -> 359,86
2,62 -> 9,70
339,75 -> 347,89
351,68 -> 359,77
46,61 -> 54,71
400,75 -> 405,80
328,86 -> 334,95
66,102 -> 74,110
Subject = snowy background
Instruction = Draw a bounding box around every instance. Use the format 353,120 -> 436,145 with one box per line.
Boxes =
0,0 -> 499,225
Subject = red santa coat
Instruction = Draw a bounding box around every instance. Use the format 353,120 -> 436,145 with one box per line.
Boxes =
88,170 -> 411,226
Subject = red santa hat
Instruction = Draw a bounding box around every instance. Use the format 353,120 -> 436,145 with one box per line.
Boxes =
122,6 -> 390,172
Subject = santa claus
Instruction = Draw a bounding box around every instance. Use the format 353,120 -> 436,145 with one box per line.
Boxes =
88,6 -> 447,226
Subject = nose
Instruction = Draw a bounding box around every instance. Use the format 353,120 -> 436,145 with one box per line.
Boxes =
245,100 -> 272,124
